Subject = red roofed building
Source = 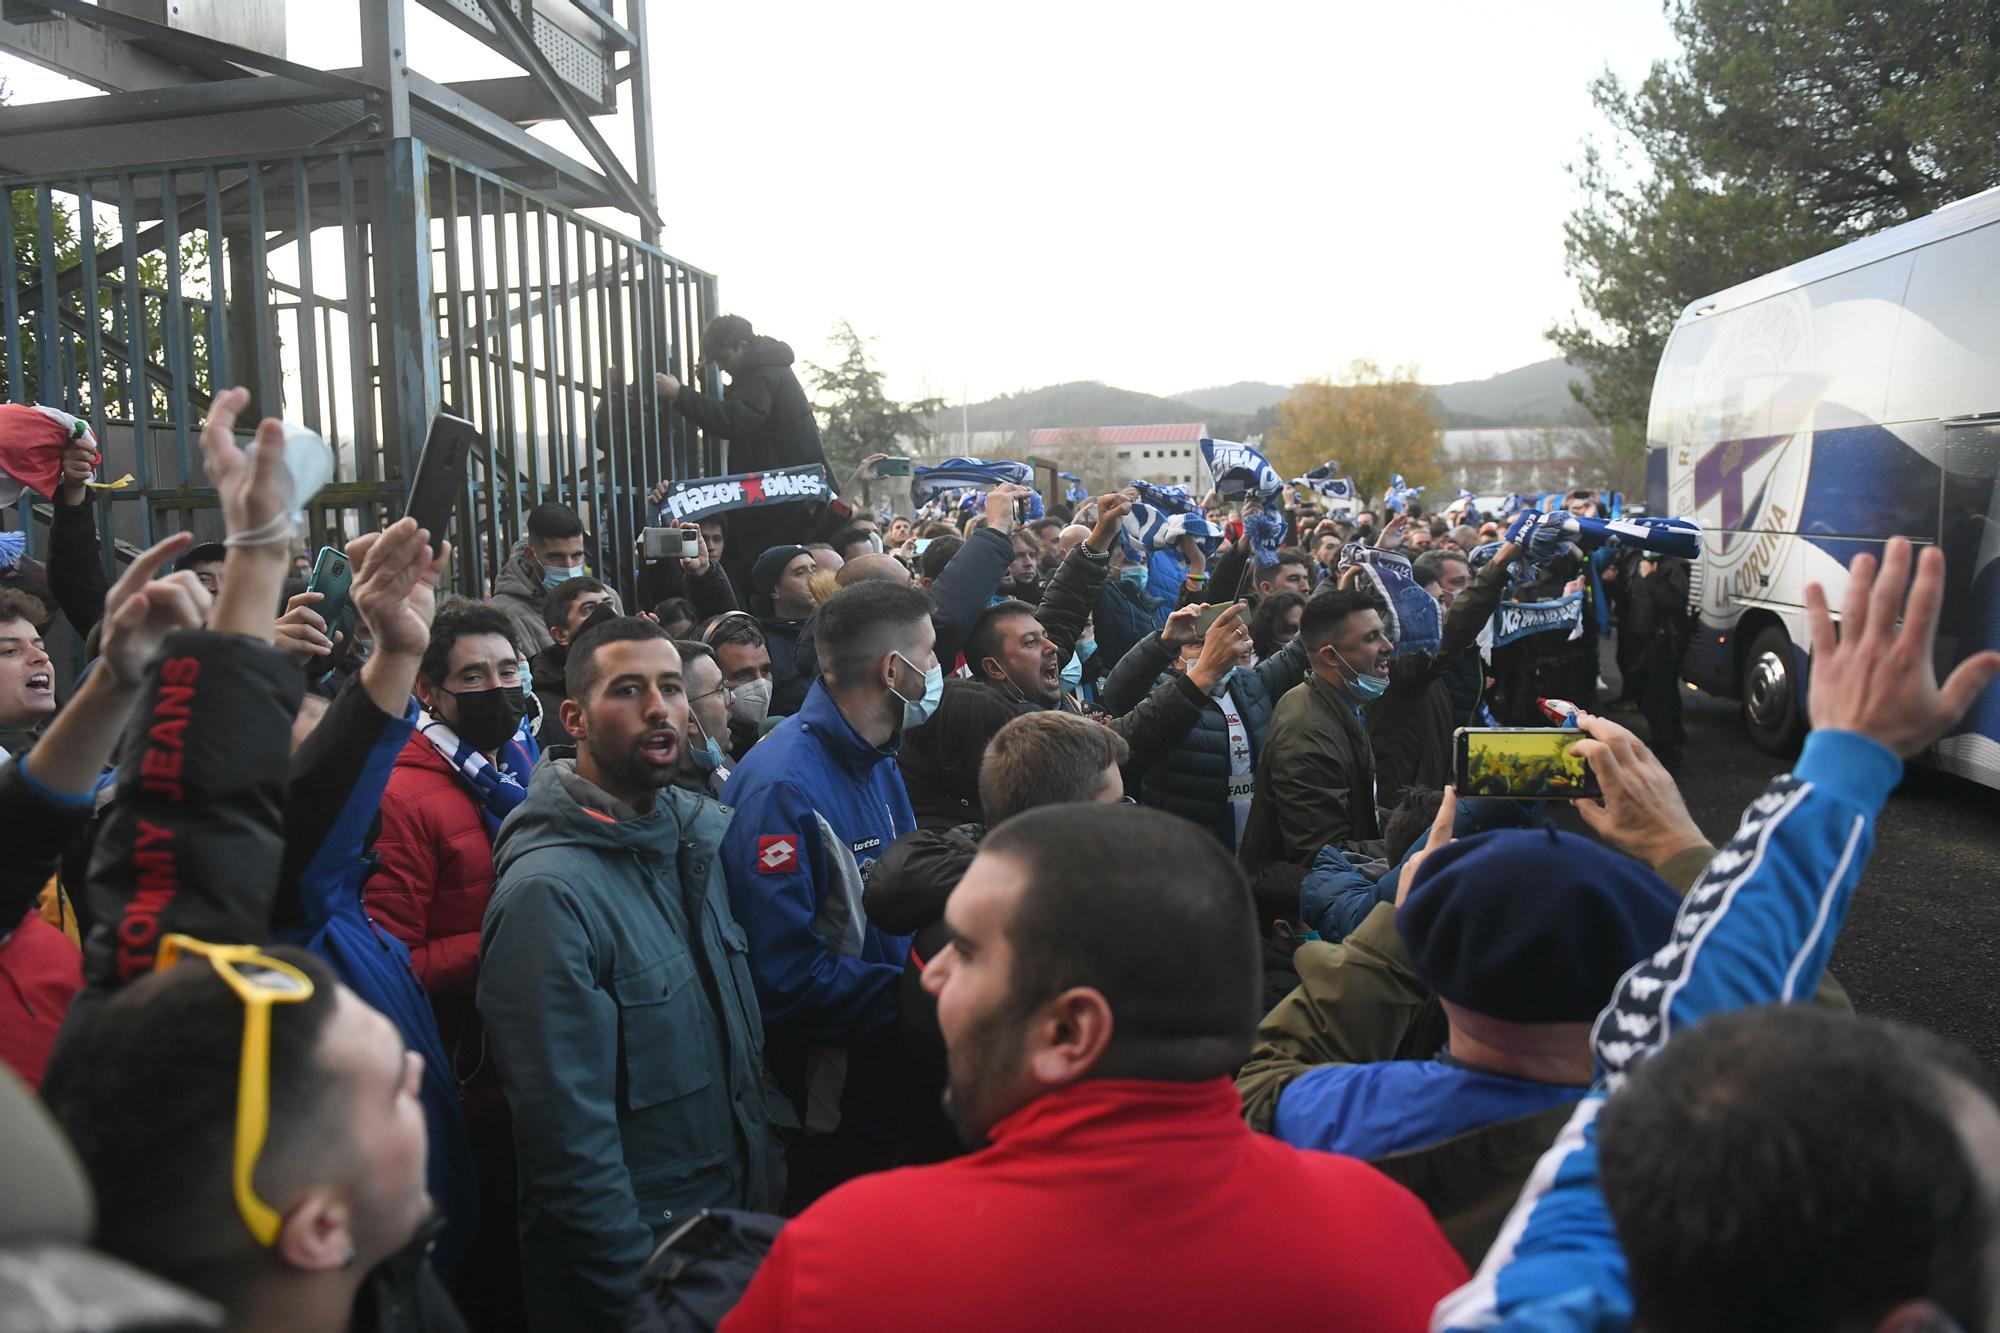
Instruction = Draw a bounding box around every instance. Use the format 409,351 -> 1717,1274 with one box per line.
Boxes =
1027,423 -> 1210,491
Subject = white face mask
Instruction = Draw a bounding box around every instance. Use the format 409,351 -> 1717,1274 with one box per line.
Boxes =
890,652 -> 943,728
729,676 -> 773,728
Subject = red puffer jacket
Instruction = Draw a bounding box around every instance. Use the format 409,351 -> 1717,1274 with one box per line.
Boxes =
363,733 -> 497,1077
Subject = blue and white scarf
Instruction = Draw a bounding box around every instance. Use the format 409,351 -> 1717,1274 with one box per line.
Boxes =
1130,481 -> 1197,515
417,709 -> 540,838
1382,474 -> 1424,513
1341,544 -> 1441,659
0,530 -> 24,570
1059,471 -> 1088,504
1201,438 -> 1287,566
1292,468 -> 1354,504
1200,437 -> 1283,502
1120,503 -> 1220,563
910,456 -> 1033,507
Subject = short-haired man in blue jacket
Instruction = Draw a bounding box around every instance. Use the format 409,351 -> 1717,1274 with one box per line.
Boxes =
721,578 -> 941,1206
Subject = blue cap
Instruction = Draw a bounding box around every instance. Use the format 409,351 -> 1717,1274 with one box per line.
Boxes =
1396,827 -> 1681,1025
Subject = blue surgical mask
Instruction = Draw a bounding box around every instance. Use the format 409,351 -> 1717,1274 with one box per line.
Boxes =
1118,565 -> 1148,591
542,563 -> 584,590
689,729 -> 725,776
1059,653 -> 1082,693
1076,637 -> 1098,662
1329,644 -> 1389,700
893,653 -> 944,729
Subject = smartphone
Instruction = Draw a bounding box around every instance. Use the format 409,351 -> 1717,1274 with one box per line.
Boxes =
1453,727 -> 1601,800
402,412 -> 478,540
1014,496 -> 1031,525
307,546 -> 353,634
1192,600 -> 1247,637
877,455 -> 913,477
640,525 -> 704,560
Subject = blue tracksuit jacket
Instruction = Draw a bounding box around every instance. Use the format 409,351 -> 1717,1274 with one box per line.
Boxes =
1432,729 -> 1903,1331
719,680 -> 914,1141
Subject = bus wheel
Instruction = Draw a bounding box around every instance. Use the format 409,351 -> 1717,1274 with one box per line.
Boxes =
1743,624 -> 1806,755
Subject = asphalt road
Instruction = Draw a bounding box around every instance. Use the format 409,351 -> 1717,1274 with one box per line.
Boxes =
1579,677 -> 2000,1069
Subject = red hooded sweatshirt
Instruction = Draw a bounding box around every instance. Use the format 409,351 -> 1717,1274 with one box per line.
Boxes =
723,1076 -> 1467,1332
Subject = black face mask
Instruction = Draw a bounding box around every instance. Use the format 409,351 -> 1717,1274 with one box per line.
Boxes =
576,600 -> 619,639
443,684 -> 527,752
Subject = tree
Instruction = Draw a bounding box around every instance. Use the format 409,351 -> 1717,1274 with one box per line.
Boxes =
1267,360 -> 1443,505
806,319 -> 946,479
1552,0 -> 2000,444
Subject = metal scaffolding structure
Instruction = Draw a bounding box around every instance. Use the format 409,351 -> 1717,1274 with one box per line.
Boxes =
0,0 -> 716,599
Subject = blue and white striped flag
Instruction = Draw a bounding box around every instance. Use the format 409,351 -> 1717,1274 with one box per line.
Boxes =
1293,473 -> 1354,503
1121,503 -> 1221,561
1200,438 -> 1282,502
910,456 -> 1034,507
1131,480 -> 1198,515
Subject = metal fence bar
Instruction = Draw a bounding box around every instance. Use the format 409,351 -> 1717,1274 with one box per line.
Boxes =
203,167 -> 230,395
290,157 -> 322,436
161,169 -> 193,486
0,193 -> 20,405
245,162 -> 277,416
116,175 -> 155,545
337,151 -> 375,486
466,172 -> 503,588
34,188 -> 59,407
534,201 -> 562,510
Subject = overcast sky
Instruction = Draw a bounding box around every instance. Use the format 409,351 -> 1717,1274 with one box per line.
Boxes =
2,0 -> 1678,402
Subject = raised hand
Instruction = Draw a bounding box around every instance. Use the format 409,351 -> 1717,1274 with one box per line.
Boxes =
1373,512 -> 1409,552
98,532 -> 212,689
1568,712 -> 1706,868
1187,602 -> 1250,693
655,371 -> 682,401
1395,787 -> 1459,907
1087,494 -> 1131,554
1163,602 -> 1210,648
985,482 -> 1032,535
56,433 -> 99,506
680,523 -> 711,575
347,518 -> 451,662
1805,536 -> 2000,758
199,387 -> 290,545
272,591 -> 340,667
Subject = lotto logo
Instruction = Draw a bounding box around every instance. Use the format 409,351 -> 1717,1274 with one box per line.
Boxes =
757,836 -> 798,874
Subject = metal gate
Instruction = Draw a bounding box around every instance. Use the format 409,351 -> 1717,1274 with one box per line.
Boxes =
2,136 -> 718,601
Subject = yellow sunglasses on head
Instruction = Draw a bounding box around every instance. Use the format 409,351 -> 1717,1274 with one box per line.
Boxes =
155,934 -> 316,1248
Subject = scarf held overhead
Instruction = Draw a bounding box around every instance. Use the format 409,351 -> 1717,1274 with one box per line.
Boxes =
658,464 -> 832,524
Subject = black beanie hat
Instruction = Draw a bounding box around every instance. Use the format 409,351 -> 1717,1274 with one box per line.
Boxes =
752,544 -> 811,598
1396,827 -> 1681,1025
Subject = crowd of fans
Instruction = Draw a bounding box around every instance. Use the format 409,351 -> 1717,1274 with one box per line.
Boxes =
2,315 -> 1997,1333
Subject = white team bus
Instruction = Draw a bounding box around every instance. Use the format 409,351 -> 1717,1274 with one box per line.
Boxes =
1647,185 -> 2000,787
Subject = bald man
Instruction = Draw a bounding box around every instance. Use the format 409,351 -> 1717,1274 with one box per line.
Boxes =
794,507 -> 1019,685
1056,525 -> 1090,559
837,553 -> 916,589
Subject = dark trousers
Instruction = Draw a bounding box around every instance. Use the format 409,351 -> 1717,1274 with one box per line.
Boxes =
1634,636 -> 1686,760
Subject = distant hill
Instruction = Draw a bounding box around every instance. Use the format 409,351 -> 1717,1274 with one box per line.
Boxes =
1429,358 -> 1589,427
1176,381 -> 1293,416
943,359 -> 1592,444
960,381 -> 1253,440
1160,359 -> 1593,430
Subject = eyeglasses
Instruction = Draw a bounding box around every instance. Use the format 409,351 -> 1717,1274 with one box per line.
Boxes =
156,934 -> 316,1247
689,681 -> 734,705
1119,795 -> 1138,805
